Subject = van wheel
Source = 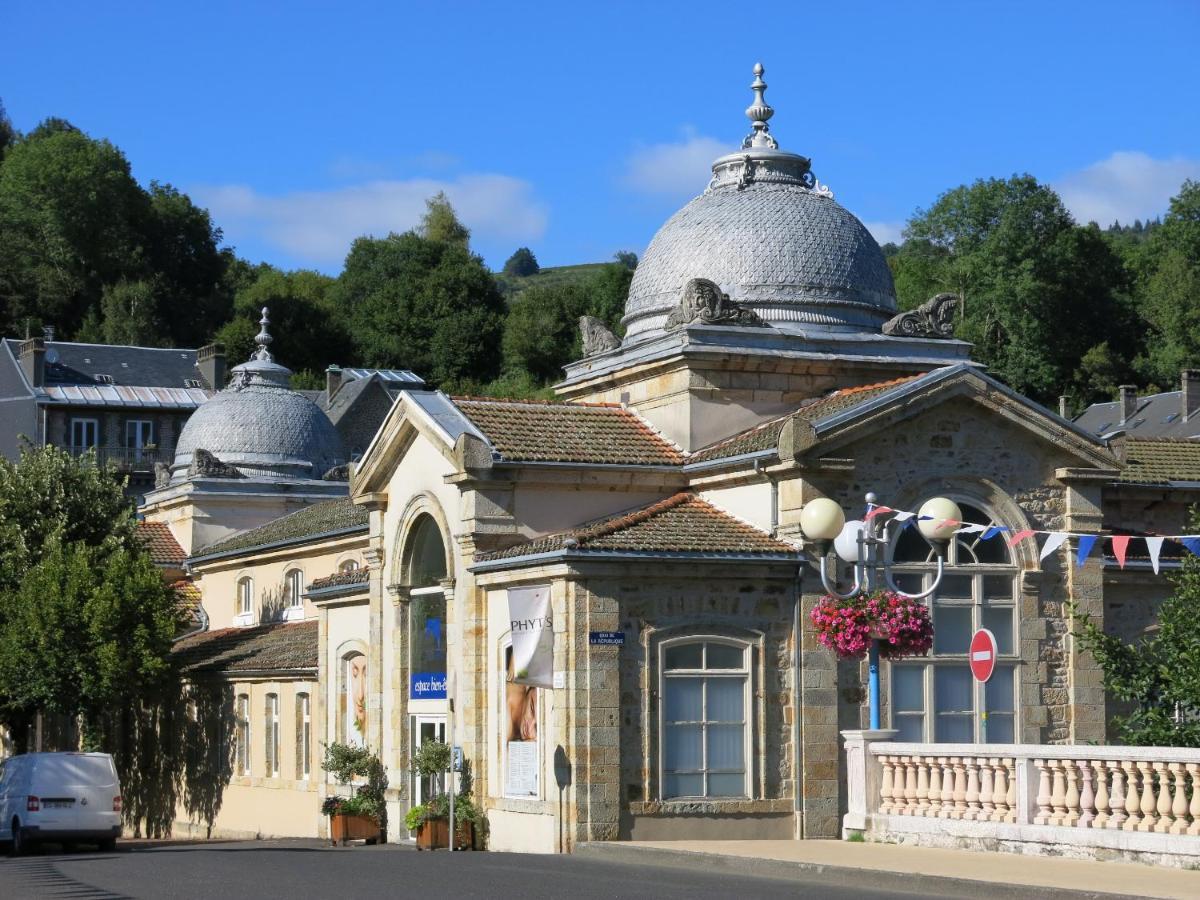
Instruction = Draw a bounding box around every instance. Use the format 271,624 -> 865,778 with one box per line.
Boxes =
11,819 -> 25,856
99,838 -> 117,853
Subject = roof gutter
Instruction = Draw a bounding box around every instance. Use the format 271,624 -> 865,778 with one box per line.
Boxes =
187,525 -> 368,568
304,580 -> 370,602
470,547 -> 801,574
683,448 -> 777,473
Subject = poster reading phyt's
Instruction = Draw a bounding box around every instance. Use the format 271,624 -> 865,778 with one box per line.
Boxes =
507,585 -> 553,688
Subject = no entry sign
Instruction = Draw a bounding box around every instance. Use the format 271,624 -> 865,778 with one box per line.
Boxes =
969,628 -> 998,682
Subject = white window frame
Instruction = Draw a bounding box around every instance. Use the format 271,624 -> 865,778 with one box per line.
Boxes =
657,636 -> 752,801
125,418 -> 154,450
235,694 -> 251,777
297,692 -> 311,780
70,417 -> 99,450
235,576 -> 254,625
283,568 -> 305,621
265,692 -> 280,777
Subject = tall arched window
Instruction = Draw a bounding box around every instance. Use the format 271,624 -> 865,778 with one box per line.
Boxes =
888,501 -> 1018,743
235,693 -> 251,776
284,569 -> 304,610
404,515 -> 448,702
237,577 -> 254,618
264,693 -> 280,777
296,692 -> 311,780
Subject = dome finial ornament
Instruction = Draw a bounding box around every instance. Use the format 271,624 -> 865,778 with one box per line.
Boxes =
743,62 -> 778,150
253,306 -> 274,362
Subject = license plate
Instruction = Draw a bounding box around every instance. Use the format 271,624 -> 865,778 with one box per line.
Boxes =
44,800 -> 73,809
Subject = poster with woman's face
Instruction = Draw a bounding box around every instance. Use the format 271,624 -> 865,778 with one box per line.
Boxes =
344,653 -> 367,747
505,645 -> 537,742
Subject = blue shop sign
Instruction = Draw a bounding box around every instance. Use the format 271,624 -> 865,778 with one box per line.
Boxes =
410,672 -> 447,699
589,631 -> 625,646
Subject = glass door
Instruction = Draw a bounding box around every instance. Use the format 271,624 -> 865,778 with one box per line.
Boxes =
410,715 -> 446,806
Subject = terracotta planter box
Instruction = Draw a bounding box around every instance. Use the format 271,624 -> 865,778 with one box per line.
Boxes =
330,813 -> 380,846
416,818 -> 474,850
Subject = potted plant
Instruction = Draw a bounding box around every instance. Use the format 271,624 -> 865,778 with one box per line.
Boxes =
321,742 -> 388,846
407,740 -> 482,850
810,589 -> 934,660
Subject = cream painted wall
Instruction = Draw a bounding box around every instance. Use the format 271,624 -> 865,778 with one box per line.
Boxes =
174,677 -> 321,840
191,536 -> 367,630
512,487 -> 670,538
698,480 -> 775,535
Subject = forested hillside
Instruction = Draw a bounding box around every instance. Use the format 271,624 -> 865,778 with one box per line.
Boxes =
1,101 -> 1197,407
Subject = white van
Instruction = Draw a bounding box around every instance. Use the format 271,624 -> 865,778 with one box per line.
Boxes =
0,752 -> 122,854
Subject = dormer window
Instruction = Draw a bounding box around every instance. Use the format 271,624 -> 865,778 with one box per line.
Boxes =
95,374 -> 115,385
184,378 -> 203,389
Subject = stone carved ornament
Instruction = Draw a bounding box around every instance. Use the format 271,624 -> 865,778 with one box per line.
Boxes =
579,315 -> 621,357
154,461 -> 171,489
665,278 -> 766,330
881,293 -> 960,338
188,448 -> 244,479
322,463 -> 350,481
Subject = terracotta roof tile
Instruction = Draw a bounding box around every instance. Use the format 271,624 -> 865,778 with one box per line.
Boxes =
1119,439 -> 1200,484
688,375 -> 921,464
308,567 -> 370,591
173,620 -> 317,674
195,498 -> 367,558
137,521 -> 186,568
453,397 -> 683,465
171,579 -> 203,627
476,493 -> 797,562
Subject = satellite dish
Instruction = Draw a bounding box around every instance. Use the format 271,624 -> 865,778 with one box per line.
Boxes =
45,349 -> 60,365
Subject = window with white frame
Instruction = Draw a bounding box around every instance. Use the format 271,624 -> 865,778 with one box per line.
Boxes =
125,419 -> 154,455
237,577 -> 253,617
888,500 -> 1019,743
296,693 -> 311,779
235,694 -> 251,776
285,569 -> 304,609
70,417 -> 99,450
265,693 -> 280,777
660,639 -> 750,799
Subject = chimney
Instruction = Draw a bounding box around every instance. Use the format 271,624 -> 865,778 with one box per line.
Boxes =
42,325 -> 55,342
1058,395 -> 1069,419
1184,370 -> 1200,423
326,365 -> 343,405
1118,384 -> 1138,425
18,338 -> 46,387
196,343 -> 226,390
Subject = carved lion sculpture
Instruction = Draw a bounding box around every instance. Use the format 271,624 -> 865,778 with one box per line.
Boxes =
881,293 -> 960,338
188,448 -> 244,479
579,315 -> 620,356
665,278 -> 766,330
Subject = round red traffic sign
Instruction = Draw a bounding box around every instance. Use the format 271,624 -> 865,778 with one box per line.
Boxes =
969,629 -> 998,683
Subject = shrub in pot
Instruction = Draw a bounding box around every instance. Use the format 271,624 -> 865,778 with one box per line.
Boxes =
408,740 -> 483,850
321,742 -> 388,846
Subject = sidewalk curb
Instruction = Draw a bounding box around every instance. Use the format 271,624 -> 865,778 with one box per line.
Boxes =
573,842 -> 1144,900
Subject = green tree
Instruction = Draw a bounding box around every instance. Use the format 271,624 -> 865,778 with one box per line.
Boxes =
100,279 -> 162,346
892,175 -> 1135,403
1072,510 -> 1200,746
613,250 -> 639,271
419,191 -> 470,248
333,231 -> 505,386
0,99 -> 15,161
503,283 -> 592,382
503,246 -> 540,277
584,262 -> 633,334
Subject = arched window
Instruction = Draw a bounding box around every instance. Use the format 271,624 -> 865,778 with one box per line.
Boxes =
888,501 -> 1018,743
237,577 -> 254,618
296,692 -> 311,780
660,639 -> 750,799
264,693 -> 280,777
405,514 -> 447,589
284,569 -> 304,609
235,693 -> 251,776
339,559 -> 360,574
404,514 -> 448,701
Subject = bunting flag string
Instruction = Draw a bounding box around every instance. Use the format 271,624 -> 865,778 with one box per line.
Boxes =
851,502 -> 1200,574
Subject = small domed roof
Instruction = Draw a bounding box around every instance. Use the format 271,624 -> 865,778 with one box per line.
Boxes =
622,64 -> 896,341
171,309 -> 345,482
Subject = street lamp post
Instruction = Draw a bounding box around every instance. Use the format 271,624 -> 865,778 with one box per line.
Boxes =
799,492 -> 961,729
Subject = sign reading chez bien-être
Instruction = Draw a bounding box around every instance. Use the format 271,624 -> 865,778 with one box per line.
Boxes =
410,672 -> 447,699
589,631 -> 624,646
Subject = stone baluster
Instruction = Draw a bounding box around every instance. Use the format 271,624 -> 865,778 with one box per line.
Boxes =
964,757 -> 982,821
1077,760 -> 1095,828
1063,761 -> 1080,827
1122,760 -> 1141,831
1154,761 -> 1174,833
951,757 -> 967,820
927,756 -> 943,816
902,757 -> 918,815
1033,759 -> 1053,825
1004,759 -> 1017,824
1048,760 -> 1068,826
1168,763 -> 1189,835
1187,764 -> 1200,837
879,755 -> 895,814
990,757 -> 1008,823
916,757 -> 931,816
1107,761 -> 1127,830
938,758 -> 956,819
1136,760 -> 1157,832
979,759 -> 995,821
1091,761 -> 1109,829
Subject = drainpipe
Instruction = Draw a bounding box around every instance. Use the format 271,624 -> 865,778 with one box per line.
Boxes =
754,459 -> 779,537
794,563 -> 804,839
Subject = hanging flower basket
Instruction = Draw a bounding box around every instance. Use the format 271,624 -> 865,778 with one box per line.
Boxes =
810,590 -> 934,660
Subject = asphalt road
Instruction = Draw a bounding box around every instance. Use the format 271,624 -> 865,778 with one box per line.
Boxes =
0,839 -> 966,900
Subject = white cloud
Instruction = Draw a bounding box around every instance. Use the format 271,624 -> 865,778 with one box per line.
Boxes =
864,221 -> 905,247
622,128 -> 728,198
193,174 -> 548,267
1055,151 -> 1200,226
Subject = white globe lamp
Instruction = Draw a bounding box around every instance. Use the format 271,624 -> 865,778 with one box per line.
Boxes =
917,497 -> 962,542
799,498 -> 845,542
834,520 -> 865,563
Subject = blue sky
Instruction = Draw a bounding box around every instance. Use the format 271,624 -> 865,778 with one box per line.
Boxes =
3,1 -> 1198,273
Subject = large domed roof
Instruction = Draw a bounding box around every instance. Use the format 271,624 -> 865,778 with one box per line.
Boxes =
171,310 -> 344,482
621,65 -> 896,341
